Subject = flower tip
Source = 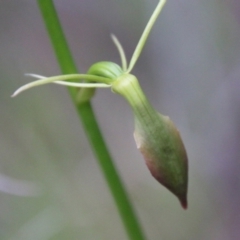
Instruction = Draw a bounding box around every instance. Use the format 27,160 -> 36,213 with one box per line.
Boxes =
11,87 -> 26,97
11,91 -> 18,98
179,197 -> 188,210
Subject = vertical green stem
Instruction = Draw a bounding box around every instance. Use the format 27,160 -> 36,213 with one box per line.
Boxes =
37,1 -> 146,240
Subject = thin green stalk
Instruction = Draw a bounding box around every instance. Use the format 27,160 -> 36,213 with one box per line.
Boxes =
37,1 -> 146,239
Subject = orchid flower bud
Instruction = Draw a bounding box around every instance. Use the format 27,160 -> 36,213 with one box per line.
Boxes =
112,74 -> 188,208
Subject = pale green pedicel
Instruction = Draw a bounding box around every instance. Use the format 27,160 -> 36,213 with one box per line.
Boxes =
13,0 -> 188,208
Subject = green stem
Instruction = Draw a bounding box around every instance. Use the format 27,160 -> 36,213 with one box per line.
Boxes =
37,1 -> 146,240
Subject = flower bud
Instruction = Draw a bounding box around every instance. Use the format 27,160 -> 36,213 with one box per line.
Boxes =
134,113 -> 188,209
112,74 -> 188,208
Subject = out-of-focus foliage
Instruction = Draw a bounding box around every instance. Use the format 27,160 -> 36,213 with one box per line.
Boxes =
1,0 -> 240,239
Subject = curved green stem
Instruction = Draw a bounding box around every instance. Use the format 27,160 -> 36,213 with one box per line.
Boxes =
37,1 -> 146,240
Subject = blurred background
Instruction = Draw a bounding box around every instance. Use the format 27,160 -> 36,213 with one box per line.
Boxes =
1,0 -> 240,239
